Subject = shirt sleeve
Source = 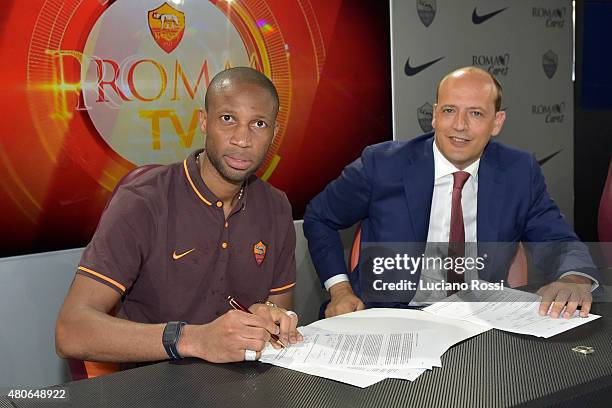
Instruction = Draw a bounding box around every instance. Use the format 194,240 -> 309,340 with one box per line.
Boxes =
268,194 -> 297,295
76,186 -> 155,295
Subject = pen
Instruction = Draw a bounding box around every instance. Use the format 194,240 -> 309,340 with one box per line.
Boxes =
227,295 -> 287,348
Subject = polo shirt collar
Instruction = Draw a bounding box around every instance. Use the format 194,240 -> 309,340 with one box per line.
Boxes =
183,149 -> 247,210
432,136 -> 480,182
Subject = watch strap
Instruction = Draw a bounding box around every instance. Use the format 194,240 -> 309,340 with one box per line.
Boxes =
162,321 -> 187,360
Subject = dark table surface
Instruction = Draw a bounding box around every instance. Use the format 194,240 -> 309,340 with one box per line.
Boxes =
7,302 -> 612,408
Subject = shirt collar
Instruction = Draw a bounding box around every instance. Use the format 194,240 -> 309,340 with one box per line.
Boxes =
432,136 -> 480,182
183,149 -> 247,211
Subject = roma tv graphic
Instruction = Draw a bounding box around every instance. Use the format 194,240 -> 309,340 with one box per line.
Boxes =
79,0 -> 281,167
0,0 -> 392,256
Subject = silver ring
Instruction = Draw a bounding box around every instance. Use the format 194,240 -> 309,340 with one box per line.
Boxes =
285,310 -> 297,318
244,349 -> 257,361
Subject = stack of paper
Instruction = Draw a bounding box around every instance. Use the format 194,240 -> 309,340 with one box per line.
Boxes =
260,308 -> 490,387
259,287 -> 601,387
423,286 -> 601,338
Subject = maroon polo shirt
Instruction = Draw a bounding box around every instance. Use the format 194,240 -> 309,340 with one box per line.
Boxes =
76,149 -> 296,325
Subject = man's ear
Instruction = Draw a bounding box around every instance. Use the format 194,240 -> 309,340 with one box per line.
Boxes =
431,103 -> 438,130
198,108 -> 207,134
273,122 -> 279,139
491,110 -> 506,136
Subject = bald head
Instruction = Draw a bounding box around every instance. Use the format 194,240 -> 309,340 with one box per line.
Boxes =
204,67 -> 279,116
436,67 -> 503,112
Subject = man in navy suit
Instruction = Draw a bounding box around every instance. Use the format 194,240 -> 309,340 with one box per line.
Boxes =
304,67 -> 600,319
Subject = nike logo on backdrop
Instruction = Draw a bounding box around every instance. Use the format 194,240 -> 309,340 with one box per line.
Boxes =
404,57 -> 444,76
537,149 -> 562,166
172,248 -> 195,260
472,7 -> 508,24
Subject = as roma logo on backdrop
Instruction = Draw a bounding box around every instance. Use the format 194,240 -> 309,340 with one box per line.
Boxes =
542,50 -> 558,79
148,2 -> 186,53
253,241 -> 267,266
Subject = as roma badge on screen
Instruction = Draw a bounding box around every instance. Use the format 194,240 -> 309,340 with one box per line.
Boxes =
148,2 -> 186,53
253,241 -> 267,266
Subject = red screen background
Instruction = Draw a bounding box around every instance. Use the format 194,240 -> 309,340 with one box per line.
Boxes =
0,0 -> 391,257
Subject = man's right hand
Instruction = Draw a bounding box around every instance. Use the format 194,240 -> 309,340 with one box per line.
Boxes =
325,281 -> 365,318
179,309 -> 280,363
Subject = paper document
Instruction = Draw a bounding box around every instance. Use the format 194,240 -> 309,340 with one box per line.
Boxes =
261,326 -> 440,368
259,308 -> 490,387
335,365 -> 428,381
424,286 -> 601,338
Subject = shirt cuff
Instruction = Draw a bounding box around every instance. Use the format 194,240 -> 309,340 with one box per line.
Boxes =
559,271 -> 599,291
324,274 -> 350,291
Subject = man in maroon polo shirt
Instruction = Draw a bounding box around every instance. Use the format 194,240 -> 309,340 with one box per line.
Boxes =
55,67 -> 302,365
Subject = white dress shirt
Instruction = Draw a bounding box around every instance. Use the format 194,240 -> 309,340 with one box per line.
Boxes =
426,140 -> 479,243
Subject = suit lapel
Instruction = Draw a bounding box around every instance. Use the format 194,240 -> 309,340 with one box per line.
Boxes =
402,137 -> 435,241
477,141 -> 504,242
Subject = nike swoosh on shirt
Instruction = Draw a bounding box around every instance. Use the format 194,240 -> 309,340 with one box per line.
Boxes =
172,248 -> 195,260
404,57 -> 444,77
472,7 -> 508,25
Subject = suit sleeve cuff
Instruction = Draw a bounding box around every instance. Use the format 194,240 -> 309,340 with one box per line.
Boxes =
324,274 -> 350,291
559,271 -> 599,291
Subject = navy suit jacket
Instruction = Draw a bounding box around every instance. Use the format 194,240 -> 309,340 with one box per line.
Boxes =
303,133 -> 599,299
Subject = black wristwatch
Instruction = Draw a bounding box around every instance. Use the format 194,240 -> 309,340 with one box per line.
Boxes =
162,321 -> 187,360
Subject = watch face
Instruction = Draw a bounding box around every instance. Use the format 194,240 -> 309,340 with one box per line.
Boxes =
163,321 -> 185,359
163,322 -> 175,342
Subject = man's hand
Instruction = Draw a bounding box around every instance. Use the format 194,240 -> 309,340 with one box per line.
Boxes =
326,281 -> 365,318
537,275 -> 593,319
179,310 -> 279,363
249,303 -> 303,347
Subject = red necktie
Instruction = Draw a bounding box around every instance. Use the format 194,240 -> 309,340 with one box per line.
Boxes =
447,171 -> 470,293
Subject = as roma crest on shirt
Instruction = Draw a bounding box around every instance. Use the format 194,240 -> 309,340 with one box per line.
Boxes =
253,241 -> 267,266
147,2 -> 185,54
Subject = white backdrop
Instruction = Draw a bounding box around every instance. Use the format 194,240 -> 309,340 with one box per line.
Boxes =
391,0 -> 574,222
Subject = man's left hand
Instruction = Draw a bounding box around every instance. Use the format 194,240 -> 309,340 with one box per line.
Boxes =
249,303 -> 303,348
537,275 -> 593,318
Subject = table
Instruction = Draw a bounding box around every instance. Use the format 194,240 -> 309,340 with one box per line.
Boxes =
7,302 -> 612,408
